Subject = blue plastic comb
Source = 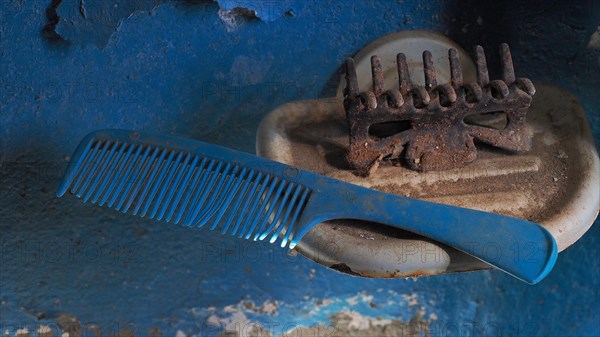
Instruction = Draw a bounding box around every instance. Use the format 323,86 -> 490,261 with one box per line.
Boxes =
57,129 -> 557,284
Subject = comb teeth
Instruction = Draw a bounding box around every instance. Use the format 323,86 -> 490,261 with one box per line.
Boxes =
59,138 -> 312,247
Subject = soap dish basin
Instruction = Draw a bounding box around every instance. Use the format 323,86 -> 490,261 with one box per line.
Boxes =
257,31 -> 599,278
256,84 -> 599,278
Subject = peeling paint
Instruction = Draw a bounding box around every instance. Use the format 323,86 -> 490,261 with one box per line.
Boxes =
218,8 -> 256,33
204,309 -> 434,337
345,292 -> 374,307
215,0 -> 303,22
205,300 -> 280,336
286,311 -> 433,337
401,294 -> 419,307
47,0 -> 161,48
44,0 -> 303,49
192,290 -> 439,336
14,329 -> 27,337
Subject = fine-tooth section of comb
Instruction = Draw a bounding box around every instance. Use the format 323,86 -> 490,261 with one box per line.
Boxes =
57,131 -> 313,248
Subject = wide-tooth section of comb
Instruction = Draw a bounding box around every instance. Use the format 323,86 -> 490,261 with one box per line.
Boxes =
58,133 -> 313,248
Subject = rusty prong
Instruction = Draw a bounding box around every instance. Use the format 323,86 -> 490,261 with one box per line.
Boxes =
448,48 -> 463,88
475,45 -> 489,86
411,86 -> 431,107
489,80 -> 509,98
371,55 -> 384,96
386,89 -> 404,108
345,58 -> 359,97
515,78 -> 536,96
397,53 -> 411,95
423,51 -> 437,91
463,83 -> 483,103
360,91 -> 378,110
500,43 -> 515,83
436,83 -> 457,106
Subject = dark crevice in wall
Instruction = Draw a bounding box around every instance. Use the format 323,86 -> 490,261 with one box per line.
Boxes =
41,0 -> 68,44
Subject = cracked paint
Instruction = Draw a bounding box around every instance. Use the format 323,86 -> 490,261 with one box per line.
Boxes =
188,292 -> 437,336
215,0 -> 304,22
1,291 -> 438,337
217,8 -> 257,33
44,0 -> 303,49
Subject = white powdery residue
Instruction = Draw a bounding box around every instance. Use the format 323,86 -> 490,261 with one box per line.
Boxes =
310,298 -> 335,315
38,325 -> 51,332
402,293 -> 419,307
237,299 -> 279,315
38,325 -> 53,335
207,301 -> 264,333
223,304 -> 238,313
174,330 -> 186,337
345,291 -> 374,306
258,300 -> 278,315
283,325 -> 335,337
15,328 -> 28,337
429,313 -> 438,321
360,293 -> 374,303
217,9 -> 242,32
345,295 -> 359,306
190,307 -> 209,317
320,299 -> 334,307
370,317 -> 393,327
206,315 -> 221,326
344,311 -> 372,330
229,310 -> 251,329
207,310 -> 251,332
336,311 -> 393,330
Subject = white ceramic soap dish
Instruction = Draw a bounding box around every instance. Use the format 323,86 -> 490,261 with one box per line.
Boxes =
256,31 -> 599,278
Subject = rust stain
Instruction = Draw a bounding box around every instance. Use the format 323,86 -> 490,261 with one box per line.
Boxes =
329,263 -> 361,276
329,263 -> 441,278
344,44 -> 536,174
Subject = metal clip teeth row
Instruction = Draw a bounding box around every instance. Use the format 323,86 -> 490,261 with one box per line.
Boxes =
344,44 -> 535,112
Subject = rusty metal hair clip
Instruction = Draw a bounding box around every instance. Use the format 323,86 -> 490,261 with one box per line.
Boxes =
344,43 -> 536,174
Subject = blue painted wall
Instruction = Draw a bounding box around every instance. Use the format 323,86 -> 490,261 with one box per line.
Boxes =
1,0 -> 599,336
